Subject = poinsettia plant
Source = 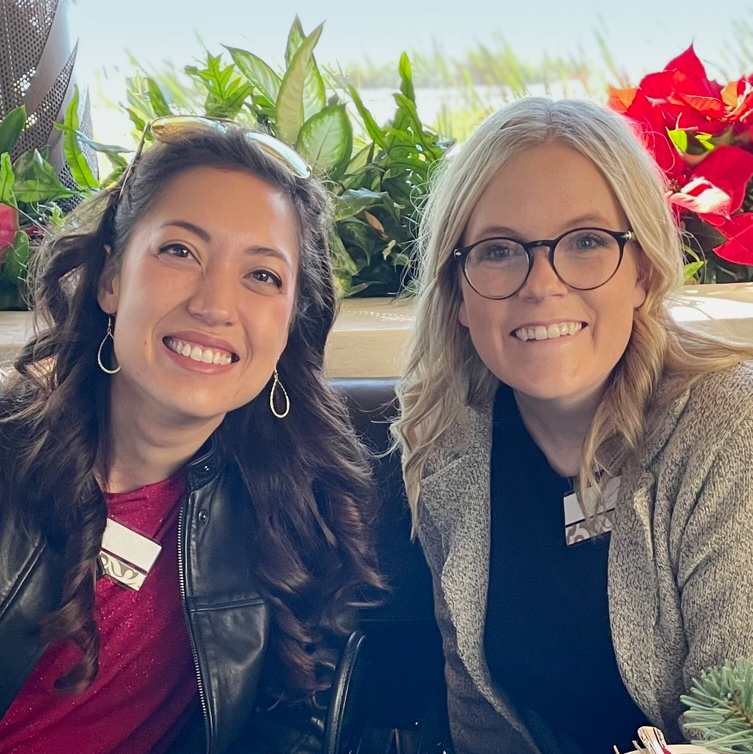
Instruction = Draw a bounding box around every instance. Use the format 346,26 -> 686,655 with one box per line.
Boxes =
609,45 -> 753,282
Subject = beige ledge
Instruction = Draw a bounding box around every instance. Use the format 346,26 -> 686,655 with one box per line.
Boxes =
2,283 -> 752,379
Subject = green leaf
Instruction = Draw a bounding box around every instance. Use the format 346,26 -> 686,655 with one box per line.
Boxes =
348,85 -> 386,150
329,228 -> 360,295
125,107 -> 147,133
684,260 -> 705,282
296,104 -> 352,174
301,58 -> 326,123
392,93 -> 439,156
0,105 -> 27,155
185,53 -> 254,119
62,86 -> 98,190
13,148 -> 78,203
226,46 -> 282,103
398,53 -> 416,103
335,188 -> 389,221
146,77 -> 172,117
276,23 -> 324,144
124,75 -> 160,128
344,144 -> 371,174
285,18 -> 327,123
668,129 -> 688,152
337,218 -> 382,263
285,16 -> 306,66
54,123 -> 131,156
1,230 -> 29,287
0,153 -> 16,206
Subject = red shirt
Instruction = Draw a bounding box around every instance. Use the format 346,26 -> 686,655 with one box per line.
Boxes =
0,472 -> 199,754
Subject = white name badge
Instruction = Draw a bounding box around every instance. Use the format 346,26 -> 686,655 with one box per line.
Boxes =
563,475 -> 621,546
99,517 -> 162,591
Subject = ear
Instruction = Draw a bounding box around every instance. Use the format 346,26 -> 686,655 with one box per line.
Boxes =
97,245 -> 121,314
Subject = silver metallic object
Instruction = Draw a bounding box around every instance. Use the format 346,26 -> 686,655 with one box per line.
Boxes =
0,0 -> 94,184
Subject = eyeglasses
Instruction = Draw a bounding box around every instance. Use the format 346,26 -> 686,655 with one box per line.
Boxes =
117,115 -> 311,203
454,227 -> 634,300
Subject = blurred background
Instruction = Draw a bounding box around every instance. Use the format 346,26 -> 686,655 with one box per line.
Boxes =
69,0 -> 753,144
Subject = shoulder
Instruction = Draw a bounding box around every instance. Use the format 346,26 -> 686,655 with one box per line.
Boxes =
645,361 -> 753,479
684,360 -> 753,414
421,398 -> 494,482
676,361 -> 753,446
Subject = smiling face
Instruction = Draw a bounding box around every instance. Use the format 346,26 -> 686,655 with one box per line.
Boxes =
98,165 -> 300,428
458,143 -> 648,407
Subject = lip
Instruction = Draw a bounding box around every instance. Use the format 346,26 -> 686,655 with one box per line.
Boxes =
164,330 -> 240,360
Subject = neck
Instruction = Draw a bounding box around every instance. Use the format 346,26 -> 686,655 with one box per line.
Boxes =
103,379 -> 223,494
513,386 -> 606,478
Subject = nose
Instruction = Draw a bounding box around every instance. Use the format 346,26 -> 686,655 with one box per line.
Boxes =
186,266 -> 236,327
517,246 -> 569,301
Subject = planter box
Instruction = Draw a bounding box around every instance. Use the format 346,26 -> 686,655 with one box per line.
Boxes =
2,283 -> 753,379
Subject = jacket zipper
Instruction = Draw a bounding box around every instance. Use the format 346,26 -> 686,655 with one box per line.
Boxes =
178,497 -> 212,754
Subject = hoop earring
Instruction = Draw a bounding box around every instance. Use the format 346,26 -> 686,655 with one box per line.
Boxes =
269,368 -> 290,419
97,315 -> 121,375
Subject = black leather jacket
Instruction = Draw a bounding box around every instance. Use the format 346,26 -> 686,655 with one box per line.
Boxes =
0,441 -> 327,754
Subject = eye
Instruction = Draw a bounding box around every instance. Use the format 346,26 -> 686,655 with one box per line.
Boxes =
569,231 -> 611,251
474,240 -> 524,261
248,269 -> 283,288
158,243 -> 195,260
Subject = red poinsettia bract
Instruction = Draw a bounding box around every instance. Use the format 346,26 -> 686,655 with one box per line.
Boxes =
0,202 -> 19,264
608,45 -> 753,265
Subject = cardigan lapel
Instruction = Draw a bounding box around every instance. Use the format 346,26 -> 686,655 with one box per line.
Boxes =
420,401 -> 519,716
607,384 -> 692,725
608,467 -> 662,722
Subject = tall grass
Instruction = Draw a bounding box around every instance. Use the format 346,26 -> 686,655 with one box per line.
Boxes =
91,20 -> 753,147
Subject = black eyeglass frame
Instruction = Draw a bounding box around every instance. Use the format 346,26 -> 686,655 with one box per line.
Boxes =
116,115 -> 311,203
453,227 -> 635,300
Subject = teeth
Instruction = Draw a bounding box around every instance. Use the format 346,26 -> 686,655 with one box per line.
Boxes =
165,337 -> 233,366
513,322 -> 584,342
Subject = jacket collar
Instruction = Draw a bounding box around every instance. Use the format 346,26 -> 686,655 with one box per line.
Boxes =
186,432 -> 227,490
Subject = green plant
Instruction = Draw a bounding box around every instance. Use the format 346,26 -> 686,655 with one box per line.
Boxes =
682,658 -> 753,753
114,18 -> 452,296
0,105 -> 77,309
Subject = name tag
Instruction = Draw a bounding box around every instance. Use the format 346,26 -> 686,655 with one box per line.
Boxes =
99,518 -> 162,591
563,476 -> 621,546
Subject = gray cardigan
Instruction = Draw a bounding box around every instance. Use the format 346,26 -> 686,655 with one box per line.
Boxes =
416,363 -> 753,754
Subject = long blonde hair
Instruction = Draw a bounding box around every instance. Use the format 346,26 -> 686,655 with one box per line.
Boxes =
393,97 -> 753,519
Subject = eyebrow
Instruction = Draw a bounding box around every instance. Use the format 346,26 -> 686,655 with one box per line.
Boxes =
472,213 -> 615,240
161,220 -> 293,268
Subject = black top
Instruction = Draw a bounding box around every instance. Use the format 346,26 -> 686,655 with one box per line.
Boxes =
484,383 -> 649,754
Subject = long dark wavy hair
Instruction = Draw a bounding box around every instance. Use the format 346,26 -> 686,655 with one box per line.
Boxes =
0,124 -> 383,697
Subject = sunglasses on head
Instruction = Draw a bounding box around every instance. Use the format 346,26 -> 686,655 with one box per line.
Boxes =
116,115 -> 311,202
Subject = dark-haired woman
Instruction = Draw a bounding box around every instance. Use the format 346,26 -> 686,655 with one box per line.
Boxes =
0,118 -> 382,754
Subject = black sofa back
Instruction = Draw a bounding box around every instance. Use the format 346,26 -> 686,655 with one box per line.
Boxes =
334,379 -> 446,735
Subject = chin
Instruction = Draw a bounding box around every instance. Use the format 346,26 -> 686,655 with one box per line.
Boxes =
501,371 -> 587,402
517,384 -> 582,402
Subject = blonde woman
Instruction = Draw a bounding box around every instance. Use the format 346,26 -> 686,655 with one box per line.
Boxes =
393,98 -> 753,754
